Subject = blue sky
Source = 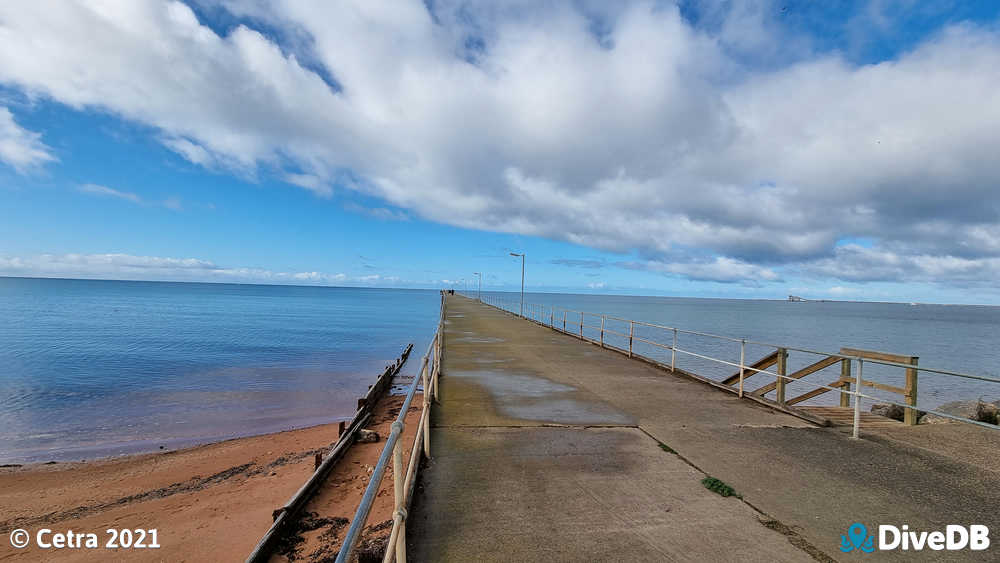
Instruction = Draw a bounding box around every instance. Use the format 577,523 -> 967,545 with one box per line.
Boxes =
2,1 -> 1000,304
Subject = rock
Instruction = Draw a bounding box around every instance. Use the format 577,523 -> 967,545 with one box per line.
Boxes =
919,414 -> 955,424
974,402 -> 999,424
870,403 -> 905,421
935,400 -> 980,419
922,400 -> 999,425
357,429 -> 380,443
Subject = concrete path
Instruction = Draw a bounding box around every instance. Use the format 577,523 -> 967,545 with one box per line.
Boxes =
408,295 -> 1000,562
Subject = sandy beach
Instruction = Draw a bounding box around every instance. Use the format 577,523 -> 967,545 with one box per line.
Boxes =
0,394 -> 421,562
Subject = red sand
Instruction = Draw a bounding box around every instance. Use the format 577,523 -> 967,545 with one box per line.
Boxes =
0,395 -> 421,562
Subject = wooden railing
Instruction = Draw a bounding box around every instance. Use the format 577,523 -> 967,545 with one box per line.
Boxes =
725,348 -> 919,425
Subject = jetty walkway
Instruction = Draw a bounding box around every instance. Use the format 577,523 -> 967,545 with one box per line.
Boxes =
407,294 -> 1000,562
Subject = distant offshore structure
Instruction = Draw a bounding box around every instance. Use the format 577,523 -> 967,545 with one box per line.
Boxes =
788,295 -> 807,302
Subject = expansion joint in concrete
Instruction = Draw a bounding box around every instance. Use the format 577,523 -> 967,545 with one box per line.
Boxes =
432,424 -> 640,429
634,425 -> 834,563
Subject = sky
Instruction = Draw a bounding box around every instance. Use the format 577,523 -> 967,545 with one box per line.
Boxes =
1,1 -> 1000,303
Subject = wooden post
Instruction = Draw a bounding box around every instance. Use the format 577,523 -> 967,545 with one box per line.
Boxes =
839,359 -> 851,407
905,357 -> 919,425
422,366 -> 431,457
775,348 -> 787,405
433,335 -> 440,402
853,359 -> 863,439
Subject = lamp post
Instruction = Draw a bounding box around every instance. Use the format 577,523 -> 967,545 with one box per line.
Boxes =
473,272 -> 482,301
509,252 -> 524,316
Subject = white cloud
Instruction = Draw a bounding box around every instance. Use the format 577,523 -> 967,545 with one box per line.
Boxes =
163,196 -> 183,211
343,202 -> 409,221
78,183 -> 143,204
620,256 -> 780,284
283,173 -> 331,197
77,183 -> 189,210
802,244 -> 1000,286
0,106 -> 55,172
0,2 -> 999,286
0,252 -> 382,285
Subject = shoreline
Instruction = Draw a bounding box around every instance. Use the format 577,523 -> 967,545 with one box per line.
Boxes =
0,394 -> 418,562
1,413 -> 359,468
0,417 -> 350,469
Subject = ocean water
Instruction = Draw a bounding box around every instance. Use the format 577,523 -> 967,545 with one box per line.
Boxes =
4,279 -> 998,463
478,291 -> 1000,413
0,278 -> 440,463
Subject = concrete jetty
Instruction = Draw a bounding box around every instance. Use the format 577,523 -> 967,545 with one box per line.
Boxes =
408,295 -> 1000,562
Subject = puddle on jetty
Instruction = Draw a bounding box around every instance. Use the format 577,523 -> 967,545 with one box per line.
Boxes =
450,369 -> 634,425
453,336 -> 506,343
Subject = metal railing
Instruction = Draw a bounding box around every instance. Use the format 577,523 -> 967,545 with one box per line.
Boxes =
471,292 -> 1000,438
246,344 -> 414,563
336,293 -> 444,563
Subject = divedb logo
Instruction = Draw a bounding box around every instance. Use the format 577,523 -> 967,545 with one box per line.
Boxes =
840,522 -> 990,553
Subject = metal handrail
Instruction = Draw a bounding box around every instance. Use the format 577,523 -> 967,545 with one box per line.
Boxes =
336,294 -> 444,563
469,292 -> 999,438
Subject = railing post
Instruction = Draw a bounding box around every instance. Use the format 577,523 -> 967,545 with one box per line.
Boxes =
391,427 -> 406,563
738,339 -> 746,398
600,316 -> 605,347
550,308 -> 554,327
433,336 -> 440,402
421,365 -> 430,457
580,312 -> 584,337
839,358 -> 851,407
852,358 -> 863,439
563,311 -> 566,331
905,357 -> 919,426
775,348 -> 787,405
628,321 -> 634,358
671,328 -> 677,372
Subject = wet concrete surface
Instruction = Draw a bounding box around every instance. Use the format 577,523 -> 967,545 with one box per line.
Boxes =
409,295 -> 1000,562
416,297 -> 1000,561
409,426 -> 812,562
446,368 -> 636,426
409,296 -> 819,562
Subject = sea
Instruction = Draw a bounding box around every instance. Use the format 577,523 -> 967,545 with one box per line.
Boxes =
2,277 -> 998,463
479,290 -> 1000,418
0,278 -> 439,463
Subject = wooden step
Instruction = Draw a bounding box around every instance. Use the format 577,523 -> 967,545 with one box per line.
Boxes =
799,406 -> 902,428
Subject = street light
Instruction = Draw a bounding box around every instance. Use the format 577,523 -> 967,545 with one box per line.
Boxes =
509,252 -> 524,316
473,272 -> 482,301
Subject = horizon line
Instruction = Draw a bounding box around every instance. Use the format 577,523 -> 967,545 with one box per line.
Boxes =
1,275 -> 995,308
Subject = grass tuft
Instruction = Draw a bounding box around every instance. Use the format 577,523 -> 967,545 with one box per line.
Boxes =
658,443 -> 676,454
701,476 -> 740,498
